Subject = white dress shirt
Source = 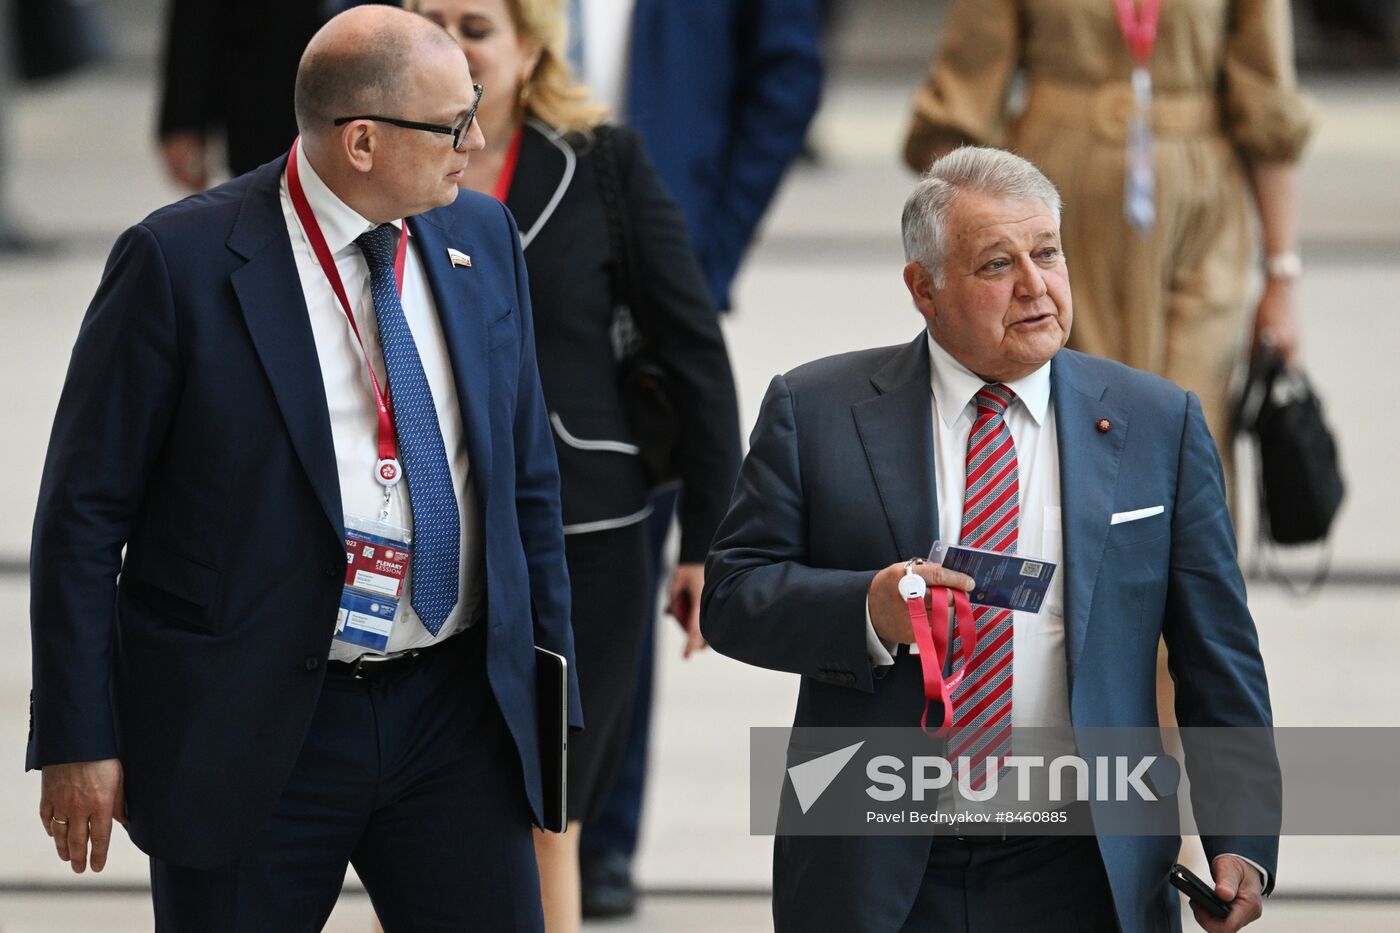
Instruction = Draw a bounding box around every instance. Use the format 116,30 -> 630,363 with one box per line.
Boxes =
280,145 -> 485,662
868,334 -> 1071,741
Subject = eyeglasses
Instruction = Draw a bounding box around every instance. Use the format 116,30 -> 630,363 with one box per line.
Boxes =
334,84 -> 484,152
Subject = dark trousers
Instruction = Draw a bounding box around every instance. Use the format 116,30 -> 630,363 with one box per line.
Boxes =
899,834 -> 1121,932
581,487 -> 677,858
564,521 -> 653,822
150,626 -> 544,933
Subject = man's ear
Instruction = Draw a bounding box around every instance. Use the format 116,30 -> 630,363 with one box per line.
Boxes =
903,261 -> 938,324
342,123 -> 376,174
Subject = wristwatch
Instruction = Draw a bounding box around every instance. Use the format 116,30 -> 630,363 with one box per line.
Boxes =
1264,251 -> 1303,282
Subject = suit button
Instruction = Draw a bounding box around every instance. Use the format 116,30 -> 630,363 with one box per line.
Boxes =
324,561 -> 341,578
305,656 -> 321,671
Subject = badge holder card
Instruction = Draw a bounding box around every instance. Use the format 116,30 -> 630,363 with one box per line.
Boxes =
336,515 -> 413,654
929,540 -> 1057,615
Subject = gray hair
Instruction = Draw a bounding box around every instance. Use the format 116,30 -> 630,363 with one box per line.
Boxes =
901,146 -> 1063,287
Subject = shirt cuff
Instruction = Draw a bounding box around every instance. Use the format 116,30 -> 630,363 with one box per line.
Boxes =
1213,853 -> 1269,897
865,602 -> 895,667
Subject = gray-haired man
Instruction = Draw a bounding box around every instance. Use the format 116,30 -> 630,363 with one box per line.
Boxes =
702,147 -> 1275,932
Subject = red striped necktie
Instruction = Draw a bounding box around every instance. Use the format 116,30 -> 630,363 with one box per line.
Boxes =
948,383 -> 1019,789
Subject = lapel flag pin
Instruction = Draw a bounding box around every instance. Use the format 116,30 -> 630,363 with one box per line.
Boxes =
448,248 -> 472,269
1097,418 -> 1112,433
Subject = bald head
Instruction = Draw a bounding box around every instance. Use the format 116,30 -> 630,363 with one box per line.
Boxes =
294,5 -> 461,139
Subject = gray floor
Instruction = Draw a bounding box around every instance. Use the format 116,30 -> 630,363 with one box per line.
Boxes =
3,14 -> 1400,933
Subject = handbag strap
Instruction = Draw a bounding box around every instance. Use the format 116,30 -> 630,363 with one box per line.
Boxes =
593,126 -> 649,359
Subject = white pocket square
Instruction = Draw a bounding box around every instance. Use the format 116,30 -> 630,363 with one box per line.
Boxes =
1111,505 -> 1164,525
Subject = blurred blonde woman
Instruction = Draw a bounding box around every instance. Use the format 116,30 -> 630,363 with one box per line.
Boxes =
402,1 -> 741,930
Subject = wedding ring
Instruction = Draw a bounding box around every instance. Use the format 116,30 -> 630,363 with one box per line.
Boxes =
50,817 -> 69,826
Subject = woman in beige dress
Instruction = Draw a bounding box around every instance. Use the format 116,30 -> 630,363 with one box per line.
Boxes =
904,0 -> 1313,462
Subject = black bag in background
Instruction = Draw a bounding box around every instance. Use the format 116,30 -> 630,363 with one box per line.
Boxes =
14,0 -> 110,83
592,126 -> 682,490
1235,346 -> 1346,546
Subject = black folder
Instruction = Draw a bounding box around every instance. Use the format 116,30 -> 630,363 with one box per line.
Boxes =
535,646 -> 569,833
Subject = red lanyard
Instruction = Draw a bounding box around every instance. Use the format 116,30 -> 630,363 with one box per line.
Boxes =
902,564 -> 978,735
287,136 -> 408,487
1113,0 -> 1161,64
492,126 -> 524,203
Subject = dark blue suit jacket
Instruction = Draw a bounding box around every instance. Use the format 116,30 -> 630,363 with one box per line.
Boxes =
702,337 -> 1278,933
627,0 -> 823,309
28,156 -> 582,868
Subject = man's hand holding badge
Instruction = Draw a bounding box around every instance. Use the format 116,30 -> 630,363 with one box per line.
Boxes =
867,559 -> 974,646
868,544 -> 1060,734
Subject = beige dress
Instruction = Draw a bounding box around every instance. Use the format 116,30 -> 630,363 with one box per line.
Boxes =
904,0 -> 1314,452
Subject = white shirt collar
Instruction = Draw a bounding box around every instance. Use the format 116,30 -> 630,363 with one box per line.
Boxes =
926,332 -> 1052,428
292,142 -> 403,256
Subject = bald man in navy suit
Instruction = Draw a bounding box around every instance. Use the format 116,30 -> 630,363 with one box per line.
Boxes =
30,8 -> 577,929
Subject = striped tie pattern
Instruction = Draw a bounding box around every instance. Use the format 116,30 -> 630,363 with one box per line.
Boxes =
948,384 -> 1019,789
355,225 -> 460,635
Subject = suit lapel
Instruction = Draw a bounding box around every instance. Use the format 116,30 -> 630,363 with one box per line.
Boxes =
507,121 -> 573,250
228,157 -> 343,541
408,210 -> 493,508
1052,352 -> 1129,688
852,335 -> 939,561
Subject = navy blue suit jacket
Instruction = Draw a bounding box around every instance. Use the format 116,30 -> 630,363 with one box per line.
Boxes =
627,0 -> 822,309
28,156 -> 582,868
702,337 -> 1278,933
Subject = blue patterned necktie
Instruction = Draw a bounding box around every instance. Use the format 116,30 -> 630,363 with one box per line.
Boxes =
355,225 -> 460,635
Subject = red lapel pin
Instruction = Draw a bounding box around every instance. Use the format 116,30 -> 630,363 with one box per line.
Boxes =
1096,418 -> 1112,433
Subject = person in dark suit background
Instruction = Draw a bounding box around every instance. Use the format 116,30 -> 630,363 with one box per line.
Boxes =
702,147 -> 1276,932
566,0 -> 825,911
158,0 -> 324,189
30,8 -> 578,929
406,1 -> 742,928
571,0 -> 823,310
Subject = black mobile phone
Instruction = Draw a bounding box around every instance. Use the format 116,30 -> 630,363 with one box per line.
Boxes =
1169,863 -> 1230,921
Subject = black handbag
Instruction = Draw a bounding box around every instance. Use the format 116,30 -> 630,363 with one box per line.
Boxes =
13,0 -> 110,83
1235,346 -> 1345,547
592,126 -> 682,489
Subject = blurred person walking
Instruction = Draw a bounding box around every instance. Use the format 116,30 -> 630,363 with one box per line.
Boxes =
158,0 -> 324,190
904,0 -> 1314,469
566,1 -> 824,912
407,1 -> 742,930
29,8 -> 580,929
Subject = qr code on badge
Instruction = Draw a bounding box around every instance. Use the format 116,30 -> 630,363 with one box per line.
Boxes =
1019,561 -> 1043,579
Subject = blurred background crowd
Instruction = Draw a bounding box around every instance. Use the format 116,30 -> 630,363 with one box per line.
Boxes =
2,0 -> 1399,930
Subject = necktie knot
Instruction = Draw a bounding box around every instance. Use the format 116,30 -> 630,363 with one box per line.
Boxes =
974,383 -> 1016,416
355,225 -> 398,270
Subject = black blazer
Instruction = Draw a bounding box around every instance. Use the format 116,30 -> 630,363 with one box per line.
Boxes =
506,121 -> 741,562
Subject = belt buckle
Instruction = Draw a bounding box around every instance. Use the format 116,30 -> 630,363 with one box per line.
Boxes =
349,648 -> 418,680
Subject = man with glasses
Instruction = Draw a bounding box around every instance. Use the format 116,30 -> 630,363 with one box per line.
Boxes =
27,7 -> 578,930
